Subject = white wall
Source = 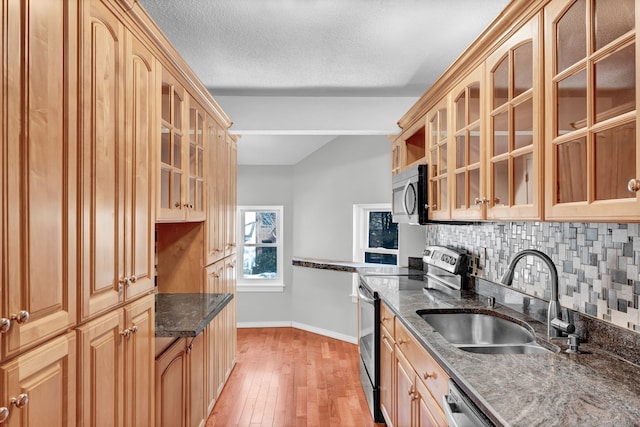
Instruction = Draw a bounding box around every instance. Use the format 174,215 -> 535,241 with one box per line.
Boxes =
236,165 -> 294,325
236,135 -> 392,342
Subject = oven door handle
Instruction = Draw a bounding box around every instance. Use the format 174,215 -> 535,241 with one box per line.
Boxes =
357,285 -> 375,304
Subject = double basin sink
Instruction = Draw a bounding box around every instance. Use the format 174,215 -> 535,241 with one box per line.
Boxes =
417,309 -> 557,355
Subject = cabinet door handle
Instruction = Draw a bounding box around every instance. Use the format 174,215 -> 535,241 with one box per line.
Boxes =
628,178 -> 640,193
0,407 -> 9,423
10,311 -> 29,325
0,318 -> 10,333
129,275 -> 137,284
423,371 -> 435,380
10,394 -> 28,409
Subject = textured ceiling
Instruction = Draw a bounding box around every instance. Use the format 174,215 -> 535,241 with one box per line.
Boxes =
139,0 -> 512,164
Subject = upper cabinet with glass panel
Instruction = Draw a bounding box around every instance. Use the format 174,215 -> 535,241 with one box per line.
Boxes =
545,0 -> 639,221
486,13 -> 543,220
157,70 -> 208,222
426,97 -> 451,220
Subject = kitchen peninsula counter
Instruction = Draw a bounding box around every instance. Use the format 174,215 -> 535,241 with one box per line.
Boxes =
155,293 -> 233,338
359,271 -> 640,427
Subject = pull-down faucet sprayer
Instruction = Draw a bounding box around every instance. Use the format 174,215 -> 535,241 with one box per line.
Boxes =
500,249 -> 573,338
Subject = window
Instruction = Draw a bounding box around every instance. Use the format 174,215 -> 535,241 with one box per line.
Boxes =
237,206 -> 284,292
352,204 -> 399,298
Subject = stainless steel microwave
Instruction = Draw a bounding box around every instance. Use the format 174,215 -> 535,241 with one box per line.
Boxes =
392,164 -> 428,224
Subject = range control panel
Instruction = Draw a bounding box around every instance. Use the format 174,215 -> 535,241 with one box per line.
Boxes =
423,245 -> 467,275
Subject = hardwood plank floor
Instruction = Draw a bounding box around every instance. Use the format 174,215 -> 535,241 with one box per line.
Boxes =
206,327 -> 386,427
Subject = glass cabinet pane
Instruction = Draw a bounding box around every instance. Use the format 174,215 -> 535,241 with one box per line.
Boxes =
173,92 -> 182,129
556,138 -> 587,203
439,109 -> 448,139
439,144 -> 447,174
469,125 -> 481,164
198,147 -> 203,176
174,134 -> 182,168
557,0 -> 586,72
493,57 -> 509,108
456,135 -> 465,168
189,177 -> 195,206
161,169 -> 170,208
469,168 -> 480,208
513,42 -> 533,98
455,93 -> 465,131
469,84 -> 480,123
557,69 -> 587,135
514,154 -> 533,205
172,172 -> 182,207
440,177 -> 448,210
196,181 -> 203,211
594,0 -> 634,51
161,84 -> 171,122
493,160 -> 509,206
161,131 -> 170,164
493,111 -> 509,155
456,173 -> 465,209
595,123 -> 636,200
190,145 -> 196,172
594,44 -> 635,123
514,98 -> 533,150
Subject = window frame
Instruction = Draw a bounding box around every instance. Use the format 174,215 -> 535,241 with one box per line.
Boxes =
236,205 -> 285,292
352,203 -> 398,299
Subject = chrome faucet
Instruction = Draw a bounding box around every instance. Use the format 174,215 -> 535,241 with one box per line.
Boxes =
500,249 -> 573,339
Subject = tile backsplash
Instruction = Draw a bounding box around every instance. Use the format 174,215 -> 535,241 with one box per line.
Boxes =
426,222 -> 640,334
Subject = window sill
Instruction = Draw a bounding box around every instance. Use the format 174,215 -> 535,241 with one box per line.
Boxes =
237,283 -> 285,293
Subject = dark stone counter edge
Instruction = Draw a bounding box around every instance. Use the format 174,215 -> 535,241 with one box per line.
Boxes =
292,258 -> 360,272
155,293 -> 234,338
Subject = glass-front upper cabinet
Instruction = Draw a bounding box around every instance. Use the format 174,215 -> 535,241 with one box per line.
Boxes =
158,71 -> 186,221
426,97 -> 451,220
451,67 -> 484,220
545,0 -> 639,220
486,13 -> 543,220
187,102 -> 206,221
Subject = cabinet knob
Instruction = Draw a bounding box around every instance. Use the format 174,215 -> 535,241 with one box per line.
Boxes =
10,311 -> 29,325
130,325 -> 139,334
397,338 -> 408,345
120,328 -> 131,338
10,394 -> 28,409
183,203 -> 194,209
423,371 -> 435,380
628,178 -> 640,193
174,202 -> 182,208
0,318 -> 10,333
381,316 -> 388,322
474,197 -> 489,205
0,407 -> 9,423
129,275 -> 137,284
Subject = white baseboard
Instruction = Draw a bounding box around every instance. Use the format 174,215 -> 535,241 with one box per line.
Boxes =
237,321 -> 357,344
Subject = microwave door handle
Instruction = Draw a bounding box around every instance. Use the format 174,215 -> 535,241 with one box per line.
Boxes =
402,181 -> 411,216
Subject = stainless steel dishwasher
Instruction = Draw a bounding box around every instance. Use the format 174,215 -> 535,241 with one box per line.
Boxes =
443,380 -> 495,427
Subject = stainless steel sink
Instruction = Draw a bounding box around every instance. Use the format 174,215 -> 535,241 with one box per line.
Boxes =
416,309 -> 556,355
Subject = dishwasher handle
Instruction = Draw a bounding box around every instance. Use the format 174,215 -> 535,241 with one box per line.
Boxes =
442,394 -> 462,427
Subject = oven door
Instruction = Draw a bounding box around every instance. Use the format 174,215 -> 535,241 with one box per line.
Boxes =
358,281 -> 382,421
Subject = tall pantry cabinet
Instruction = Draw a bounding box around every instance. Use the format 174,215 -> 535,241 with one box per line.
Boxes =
0,0 -> 236,425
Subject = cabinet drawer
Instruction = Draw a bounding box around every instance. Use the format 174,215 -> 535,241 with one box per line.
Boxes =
395,320 -> 449,411
380,301 -> 396,338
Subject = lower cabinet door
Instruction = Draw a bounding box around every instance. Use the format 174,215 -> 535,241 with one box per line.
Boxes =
395,349 -> 415,427
77,310 -> 125,427
380,327 -> 395,426
415,376 -> 446,427
156,338 -> 187,427
0,332 -> 77,427
188,332 -> 206,427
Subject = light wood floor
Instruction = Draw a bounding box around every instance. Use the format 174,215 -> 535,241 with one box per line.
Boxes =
206,327 -> 386,427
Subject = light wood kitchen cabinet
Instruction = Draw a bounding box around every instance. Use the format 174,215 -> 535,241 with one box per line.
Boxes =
394,320 -> 448,427
486,13 -> 543,220
391,137 -> 402,176
155,334 -> 206,427
77,294 -> 155,427
451,66 -> 485,220
0,332 -> 77,426
380,302 -> 396,427
80,0 -> 156,320
426,98 -> 451,220
158,73 -> 209,222
2,0 -> 78,359
544,0 -> 639,221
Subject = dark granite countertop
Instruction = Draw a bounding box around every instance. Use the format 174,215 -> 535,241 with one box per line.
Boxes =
359,271 -> 640,427
292,256 -> 423,274
155,293 -> 233,338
